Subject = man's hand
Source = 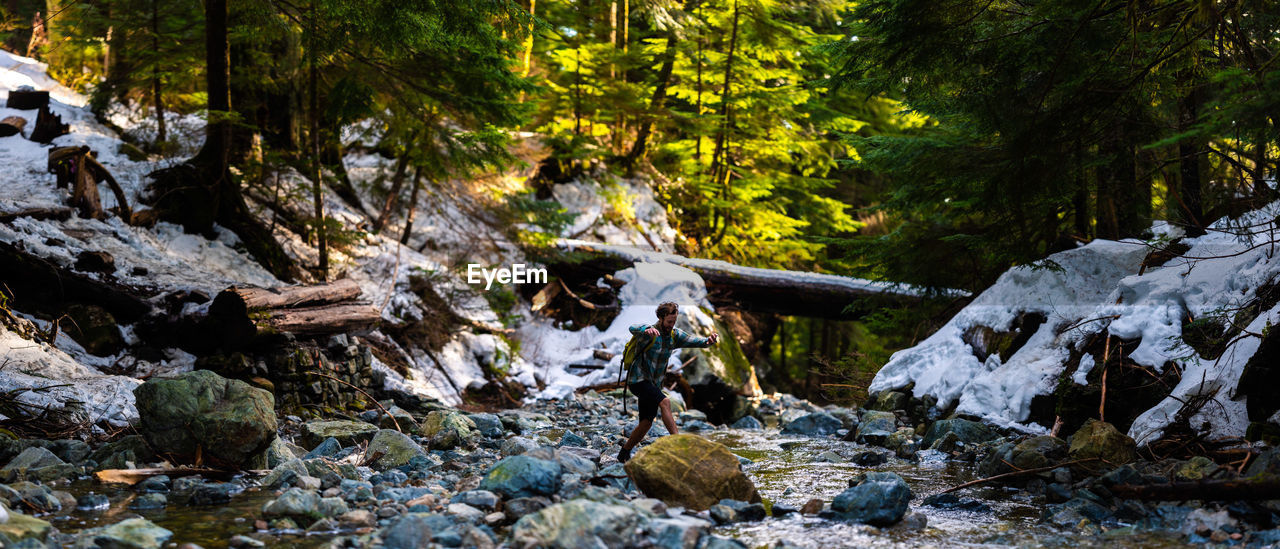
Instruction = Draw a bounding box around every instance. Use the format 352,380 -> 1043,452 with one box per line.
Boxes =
707,332 -> 719,345
645,327 -> 660,337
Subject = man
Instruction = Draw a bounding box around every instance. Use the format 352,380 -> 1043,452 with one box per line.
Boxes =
617,301 -> 719,463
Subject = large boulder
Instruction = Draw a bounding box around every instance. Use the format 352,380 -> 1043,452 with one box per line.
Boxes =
830,472 -> 913,526
1068,419 -> 1136,473
511,499 -> 648,548
623,434 -> 760,511
132,370 -> 277,469
780,412 -> 843,437
479,455 -> 563,499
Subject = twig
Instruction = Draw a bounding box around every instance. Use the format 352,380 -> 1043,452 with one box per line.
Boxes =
940,458 -> 1104,494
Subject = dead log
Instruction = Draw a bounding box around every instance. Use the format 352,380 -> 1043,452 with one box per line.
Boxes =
0,207 -> 72,224
0,116 -> 27,137
204,280 -> 380,347
47,146 -> 132,221
95,467 -> 234,485
29,106 -> 68,143
1110,477 -> 1280,501
5,90 -> 49,110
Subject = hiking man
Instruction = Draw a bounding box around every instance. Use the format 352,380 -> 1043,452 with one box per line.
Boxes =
617,301 -> 719,463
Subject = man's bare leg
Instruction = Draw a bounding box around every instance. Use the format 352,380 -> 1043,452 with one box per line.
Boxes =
623,418 -> 653,453
658,397 -> 679,436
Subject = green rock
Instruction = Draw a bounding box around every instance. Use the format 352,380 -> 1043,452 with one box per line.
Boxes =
72,517 -> 172,549
1067,419 -> 1136,473
1,447 -> 65,480
921,419 -> 996,448
870,391 -> 910,412
854,410 -> 898,445
511,499 -> 648,548
300,420 -> 379,448
623,434 -> 760,511
1009,435 -> 1068,470
363,430 -> 425,470
0,511 -> 52,542
132,370 -> 277,469
1174,456 -> 1219,481
419,411 -> 477,450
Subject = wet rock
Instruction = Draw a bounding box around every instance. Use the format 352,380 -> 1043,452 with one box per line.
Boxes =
1245,447 -> 1280,477
379,513 -> 447,549
468,413 -> 504,438
684,420 -> 717,433
830,472 -> 913,526
921,419 -> 996,448
228,535 -> 264,548
135,476 -> 170,494
852,451 -> 889,467
710,499 -> 767,524
0,447 -> 65,481
511,499 -> 647,548
649,515 -> 712,549
1174,456 -> 1219,481
262,488 -> 321,523
978,436 -> 1067,478
1043,497 -> 1112,526
780,412 -> 842,437
261,459 -> 309,490
133,370 -> 277,469
128,493 -> 167,510
883,428 -> 916,453
921,493 -> 992,512
479,455 -> 562,499
814,451 -> 845,464
300,420 -> 378,448
189,483 -> 240,506
699,535 -> 748,549
800,498 -> 824,515
1067,420 -> 1136,473
624,434 -> 760,511
852,410 -> 897,445
77,493 -> 110,511
730,416 -> 763,430
89,436 -> 156,470
72,517 -> 172,549
364,429 -> 426,470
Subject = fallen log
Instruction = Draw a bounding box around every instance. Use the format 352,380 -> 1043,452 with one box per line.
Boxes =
219,278 -> 362,310
203,280 -> 381,347
0,115 -> 27,137
265,301 -> 382,335
1110,477 -> 1280,501
5,90 -> 48,110
95,467 -> 234,485
0,207 -> 72,224
47,146 -> 132,221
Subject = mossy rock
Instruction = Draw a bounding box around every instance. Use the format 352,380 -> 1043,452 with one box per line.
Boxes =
132,370 -> 277,469
1067,419 -> 1136,473
300,420 -> 379,449
0,511 -> 52,542
623,434 -> 759,511
65,303 -> 124,357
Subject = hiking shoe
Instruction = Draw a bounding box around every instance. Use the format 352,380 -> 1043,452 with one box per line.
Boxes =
617,446 -> 632,463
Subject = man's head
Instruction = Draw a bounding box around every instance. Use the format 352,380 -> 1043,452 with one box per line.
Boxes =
655,302 -> 679,333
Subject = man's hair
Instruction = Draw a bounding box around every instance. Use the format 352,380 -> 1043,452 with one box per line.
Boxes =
656,302 -> 679,319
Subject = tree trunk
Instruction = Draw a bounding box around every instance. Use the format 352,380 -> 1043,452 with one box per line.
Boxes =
1177,85 -> 1204,233
623,27 -> 680,170
372,152 -> 412,234
708,0 -> 740,246
1095,130 -> 1123,240
309,0 -> 327,281
401,167 -> 423,245
151,0 -> 166,145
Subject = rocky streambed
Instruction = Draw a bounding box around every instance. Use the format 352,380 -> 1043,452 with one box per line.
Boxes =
0,371 -> 1278,548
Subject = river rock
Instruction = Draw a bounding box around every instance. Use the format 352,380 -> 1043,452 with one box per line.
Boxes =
1042,497 -> 1112,527
262,488 -> 321,522
504,496 -> 552,521
479,455 -> 563,499
979,435 -> 1067,478
780,412 -> 842,437
730,416 -> 763,430
468,413 -> 504,438
869,391 -> 910,412
1067,419 -> 1136,473
133,370 -> 277,469
921,419 -> 996,448
511,499 -> 647,548
364,429 -> 426,470
649,515 -> 712,549
300,420 -> 379,448
623,434 -> 760,511
500,436 -> 540,456
853,410 -> 897,445
830,472 -> 913,526
379,513 -> 449,549
420,410 -> 478,450
72,517 -> 173,549
1,447 -> 66,481
0,511 -> 51,542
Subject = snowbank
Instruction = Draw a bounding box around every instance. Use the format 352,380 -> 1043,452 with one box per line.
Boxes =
872,204 -> 1280,444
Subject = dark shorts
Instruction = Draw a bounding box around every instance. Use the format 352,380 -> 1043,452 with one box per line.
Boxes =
629,380 -> 666,421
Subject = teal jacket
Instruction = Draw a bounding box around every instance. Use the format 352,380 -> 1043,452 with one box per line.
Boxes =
625,323 -> 712,385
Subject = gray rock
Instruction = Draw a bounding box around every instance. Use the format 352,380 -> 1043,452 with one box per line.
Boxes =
921,419 -> 996,448
72,517 -> 173,549
364,429 -> 426,470
730,416 -> 763,430
831,472 -> 913,526
303,437 -> 342,460
453,490 -> 500,511
380,513 -> 445,549
511,499 -> 647,548
2,447 -> 65,476
500,436 -> 540,457
853,410 -> 897,445
648,515 -> 711,549
504,496 -> 552,521
780,413 -> 842,437
479,455 -> 562,499
133,370 -> 276,469
128,493 -> 167,510
262,488 -> 320,522
468,413 -> 504,438
557,431 -> 588,448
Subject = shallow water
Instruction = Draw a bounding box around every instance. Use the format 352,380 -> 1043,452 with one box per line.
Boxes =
705,430 -> 1193,549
